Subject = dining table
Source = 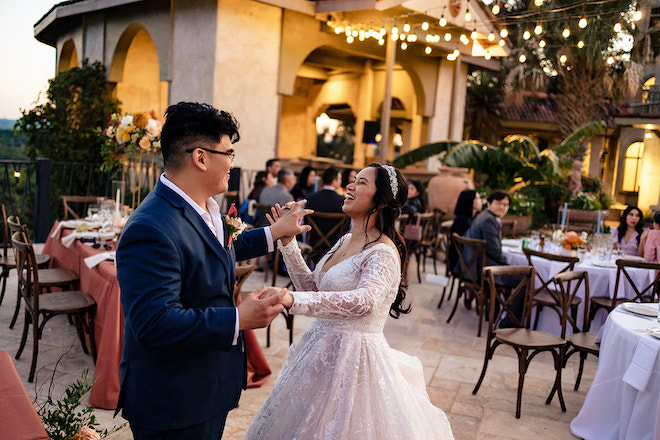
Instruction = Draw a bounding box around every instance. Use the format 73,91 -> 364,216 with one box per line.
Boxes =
43,220 -> 271,409
570,302 -> 660,440
501,238 -> 656,336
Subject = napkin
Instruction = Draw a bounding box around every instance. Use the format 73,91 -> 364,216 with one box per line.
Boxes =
622,337 -> 660,391
84,251 -> 116,269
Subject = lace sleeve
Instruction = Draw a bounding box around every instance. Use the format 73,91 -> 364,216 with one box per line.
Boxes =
289,246 -> 400,319
277,239 -> 316,291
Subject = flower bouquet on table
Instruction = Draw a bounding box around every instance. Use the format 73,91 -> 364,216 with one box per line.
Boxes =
100,111 -> 162,170
562,231 -> 588,250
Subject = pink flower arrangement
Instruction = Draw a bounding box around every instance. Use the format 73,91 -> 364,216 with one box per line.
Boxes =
73,426 -> 101,440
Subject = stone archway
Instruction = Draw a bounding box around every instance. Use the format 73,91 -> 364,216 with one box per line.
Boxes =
109,24 -> 167,118
58,39 -> 77,72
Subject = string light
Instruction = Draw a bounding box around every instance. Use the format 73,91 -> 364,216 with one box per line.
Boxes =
613,22 -> 622,32
492,4 -> 500,15
485,51 -> 491,60
578,17 -> 587,28
439,15 -> 447,27
401,42 -> 408,50
534,0 -> 543,6
577,40 -> 584,48
559,54 -> 568,64
607,56 -> 615,64
403,23 -> 411,32
562,27 -> 570,38
634,9 -> 642,21
534,24 -> 543,35
488,33 -> 495,42
519,54 -> 527,63
444,32 -> 452,41
347,35 -> 354,43
523,30 -> 531,40
539,39 -> 546,47
425,46 -> 432,54
499,39 -> 505,46
422,21 -> 429,31
500,28 -> 508,38
465,7 -> 472,22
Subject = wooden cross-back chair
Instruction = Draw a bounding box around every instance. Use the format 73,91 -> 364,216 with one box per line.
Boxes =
59,195 -> 99,220
437,219 -> 456,308
0,206 -> 50,310
473,265 -> 567,418
522,247 -> 581,332
6,215 -> 81,330
551,270 -> 599,392
12,230 -> 97,382
446,233 -> 489,337
589,258 -> 660,323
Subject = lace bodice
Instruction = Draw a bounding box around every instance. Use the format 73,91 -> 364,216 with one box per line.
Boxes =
278,234 -> 400,333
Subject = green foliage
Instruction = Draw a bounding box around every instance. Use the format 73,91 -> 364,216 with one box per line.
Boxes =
0,130 -> 28,159
37,370 -> 123,440
14,59 -> 120,163
508,192 -> 537,216
569,193 -> 603,210
392,141 -> 458,169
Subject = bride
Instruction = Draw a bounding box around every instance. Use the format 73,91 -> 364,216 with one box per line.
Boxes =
243,163 -> 454,439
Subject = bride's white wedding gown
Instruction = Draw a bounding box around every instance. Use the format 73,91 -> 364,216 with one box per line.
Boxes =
243,235 -> 454,440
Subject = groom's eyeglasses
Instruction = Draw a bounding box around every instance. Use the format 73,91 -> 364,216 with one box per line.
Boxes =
185,147 -> 235,163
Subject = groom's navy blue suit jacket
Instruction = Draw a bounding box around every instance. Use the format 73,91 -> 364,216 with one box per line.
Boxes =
116,181 -> 269,430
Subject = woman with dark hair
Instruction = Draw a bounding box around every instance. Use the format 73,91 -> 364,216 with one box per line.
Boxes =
339,167 -> 357,196
401,178 -> 427,216
612,205 -> 644,256
244,164 -> 454,439
290,165 -> 317,201
448,190 -> 482,308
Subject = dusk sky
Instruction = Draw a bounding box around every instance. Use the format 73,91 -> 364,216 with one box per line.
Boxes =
0,1 -> 58,120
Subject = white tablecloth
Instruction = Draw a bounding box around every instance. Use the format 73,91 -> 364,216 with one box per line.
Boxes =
570,303 -> 660,440
503,243 -> 655,336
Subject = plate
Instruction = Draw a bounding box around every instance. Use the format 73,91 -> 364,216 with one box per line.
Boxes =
621,302 -> 658,317
591,259 -> 616,268
509,247 -> 523,254
502,239 -> 520,247
649,329 -> 660,340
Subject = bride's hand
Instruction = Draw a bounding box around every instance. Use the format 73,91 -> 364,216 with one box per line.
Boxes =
266,200 -> 312,246
263,286 -> 293,308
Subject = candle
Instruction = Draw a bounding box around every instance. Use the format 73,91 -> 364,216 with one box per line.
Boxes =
560,202 -> 567,227
115,188 -> 121,219
596,211 -> 601,235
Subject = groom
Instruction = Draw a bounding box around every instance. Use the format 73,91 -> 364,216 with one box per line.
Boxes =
116,102 -> 310,439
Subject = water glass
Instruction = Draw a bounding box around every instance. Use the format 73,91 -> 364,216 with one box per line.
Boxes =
577,244 -> 587,261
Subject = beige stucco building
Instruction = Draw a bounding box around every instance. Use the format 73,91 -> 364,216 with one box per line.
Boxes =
35,0 -> 509,186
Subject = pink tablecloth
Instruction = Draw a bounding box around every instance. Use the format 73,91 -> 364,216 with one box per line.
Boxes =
43,222 -> 271,409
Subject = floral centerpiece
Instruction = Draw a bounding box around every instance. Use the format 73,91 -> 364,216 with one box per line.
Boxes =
100,111 -> 162,170
561,231 -> 587,250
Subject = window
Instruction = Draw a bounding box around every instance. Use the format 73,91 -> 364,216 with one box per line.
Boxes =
621,142 -> 644,192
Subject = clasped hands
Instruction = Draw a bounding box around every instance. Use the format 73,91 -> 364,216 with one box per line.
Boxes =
238,200 -> 309,330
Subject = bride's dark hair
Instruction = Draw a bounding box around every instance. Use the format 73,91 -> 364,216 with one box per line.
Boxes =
363,163 -> 411,318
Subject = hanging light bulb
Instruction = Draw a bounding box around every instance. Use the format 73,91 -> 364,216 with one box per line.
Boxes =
403,23 -> 411,32
488,33 -> 495,41
500,28 -> 508,38
523,30 -> 531,40
392,26 -> 399,34
422,21 -> 429,31
400,33 -> 406,40
440,15 -> 447,27
401,42 -> 408,50
534,24 -> 543,35
607,56 -> 615,64
379,39 -> 385,46
499,39 -> 505,46
519,54 -> 527,63
425,46 -> 432,54
347,36 -> 354,43
562,27 -> 570,38
613,22 -> 622,32
453,49 -> 460,56
577,40 -> 584,48
460,34 -> 470,45
534,0 -> 543,6
334,27 -> 343,34
539,39 -> 546,48
351,29 -> 358,37
560,54 -> 567,64
492,4 -> 500,15
634,10 -> 642,21
444,32 -> 452,41
391,33 -> 398,41
578,17 -> 587,28
465,8 -> 472,22
471,29 -> 479,40
485,51 -> 491,60
447,53 -> 456,61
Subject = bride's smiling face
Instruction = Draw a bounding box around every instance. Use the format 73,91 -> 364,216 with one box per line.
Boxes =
342,167 -> 377,219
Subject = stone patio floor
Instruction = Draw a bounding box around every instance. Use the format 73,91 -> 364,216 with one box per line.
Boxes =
0,247 -> 593,439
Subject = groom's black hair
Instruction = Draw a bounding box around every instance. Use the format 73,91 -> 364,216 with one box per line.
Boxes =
160,102 -> 240,169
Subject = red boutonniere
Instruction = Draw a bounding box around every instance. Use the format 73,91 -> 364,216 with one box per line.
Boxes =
225,203 -> 246,246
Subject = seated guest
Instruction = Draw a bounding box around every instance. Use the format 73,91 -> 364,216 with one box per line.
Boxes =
612,205 -> 643,256
642,211 -> 660,263
305,166 -> 346,262
401,179 -> 427,217
448,190 -> 482,309
265,158 -> 282,188
248,171 -> 269,201
291,166 -> 317,201
259,168 -> 295,207
465,190 -> 525,327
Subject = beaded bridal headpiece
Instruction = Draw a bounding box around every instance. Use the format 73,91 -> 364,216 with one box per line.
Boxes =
382,165 -> 398,198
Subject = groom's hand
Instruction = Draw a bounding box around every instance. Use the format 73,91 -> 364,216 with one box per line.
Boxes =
238,286 -> 285,330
